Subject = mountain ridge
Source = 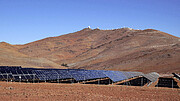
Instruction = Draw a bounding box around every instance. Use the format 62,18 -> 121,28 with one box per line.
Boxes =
0,28 -> 179,73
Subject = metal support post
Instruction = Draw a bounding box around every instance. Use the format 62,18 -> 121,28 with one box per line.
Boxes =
7,74 -> 8,82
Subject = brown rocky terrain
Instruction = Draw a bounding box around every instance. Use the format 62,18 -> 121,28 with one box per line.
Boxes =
0,82 -> 179,101
0,28 -> 180,73
0,42 -> 66,69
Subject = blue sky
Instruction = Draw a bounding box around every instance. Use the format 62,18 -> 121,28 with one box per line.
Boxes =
0,0 -> 180,44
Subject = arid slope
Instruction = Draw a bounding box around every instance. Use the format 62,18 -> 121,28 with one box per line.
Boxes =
0,42 -> 66,68
1,28 -> 180,73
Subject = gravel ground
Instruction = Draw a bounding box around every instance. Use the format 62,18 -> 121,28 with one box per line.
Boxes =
0,82 -> 179,101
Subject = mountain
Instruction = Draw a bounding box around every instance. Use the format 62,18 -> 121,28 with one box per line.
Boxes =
0,42 -> 66,69
1,28 -> 180,73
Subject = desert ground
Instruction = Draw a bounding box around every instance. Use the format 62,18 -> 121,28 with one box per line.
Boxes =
0,81 -> 179,101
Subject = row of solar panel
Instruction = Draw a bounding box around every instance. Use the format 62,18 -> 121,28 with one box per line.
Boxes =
0,66 -> 159,83
0,72 -> 37,81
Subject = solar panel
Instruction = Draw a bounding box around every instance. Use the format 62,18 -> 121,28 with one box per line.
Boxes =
3,68 -> 30,81
102,70 -> 126,82
76,70 -> 107,81
56,70 -> 72,79
33,70 -> 73,81
0,69 -> 7,73
121,72 -> 134,79
0,66 -> 21,69
33,70 -> 48,81
131,72 -> 144,77
143,72 -> 159,82
67,69 -> 108,81
68,69 -> 85,81
113,71 -> 128,81
87,70 -> 107,79
0,75 -> 3,79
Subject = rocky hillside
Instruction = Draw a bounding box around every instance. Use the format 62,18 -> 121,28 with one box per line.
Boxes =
1,28 -> 180,73
0,42 -> 66,69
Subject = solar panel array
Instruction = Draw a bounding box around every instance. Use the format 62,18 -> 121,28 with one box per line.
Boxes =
0,66 -> 37,81
0,66 -> 158,83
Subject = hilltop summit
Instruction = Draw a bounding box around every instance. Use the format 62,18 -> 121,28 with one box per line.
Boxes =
0,28 -> 179,73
